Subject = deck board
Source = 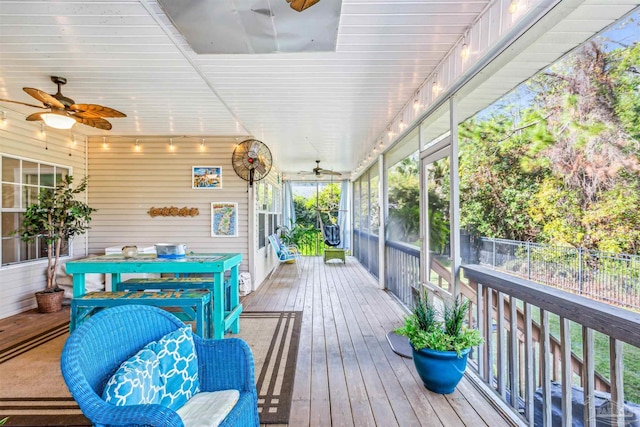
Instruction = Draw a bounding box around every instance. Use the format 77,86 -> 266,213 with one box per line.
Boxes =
246,256 -> 518,427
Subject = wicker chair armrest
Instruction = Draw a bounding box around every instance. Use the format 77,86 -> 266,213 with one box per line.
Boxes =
194,337 -> 256,393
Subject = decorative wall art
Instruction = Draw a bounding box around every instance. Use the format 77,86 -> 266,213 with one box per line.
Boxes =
192,166 -> 222,189
211,202 -> 238,237
148,206 -> 199,217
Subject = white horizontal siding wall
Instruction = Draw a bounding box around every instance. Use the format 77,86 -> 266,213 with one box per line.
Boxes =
86,136 -> 254,277
0,109 -> 89,318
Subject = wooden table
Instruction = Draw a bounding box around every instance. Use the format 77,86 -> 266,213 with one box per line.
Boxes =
65,253 -> 242,339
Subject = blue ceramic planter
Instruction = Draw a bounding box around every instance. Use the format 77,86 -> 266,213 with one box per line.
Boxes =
411,346 -> 471,394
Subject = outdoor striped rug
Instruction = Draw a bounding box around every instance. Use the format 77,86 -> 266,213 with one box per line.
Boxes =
0,310 -> 302,426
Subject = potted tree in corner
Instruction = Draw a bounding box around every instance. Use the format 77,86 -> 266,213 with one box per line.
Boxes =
395,290 -> 483,394
13,176 -> 95,313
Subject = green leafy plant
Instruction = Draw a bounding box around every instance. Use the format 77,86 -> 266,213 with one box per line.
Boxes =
12,175 -> 96,292
0,417 -> 8,425
395,291 -> 483,357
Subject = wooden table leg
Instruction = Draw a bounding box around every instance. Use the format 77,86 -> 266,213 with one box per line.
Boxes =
229,264 -> 240,334
213,271 -> 224,339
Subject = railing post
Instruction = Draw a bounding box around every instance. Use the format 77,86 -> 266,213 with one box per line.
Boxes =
527,241 -> 531,280
610,337 -> 625,427
492,238 -> 496,268
583,327 -> 595,427
578,247 -> 583,295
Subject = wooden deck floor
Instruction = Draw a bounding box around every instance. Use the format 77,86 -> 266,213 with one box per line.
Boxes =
0,256 -> 517,427
245,256 -> 517,427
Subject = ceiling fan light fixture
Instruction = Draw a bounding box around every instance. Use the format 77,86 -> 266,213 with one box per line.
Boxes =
41,112 -> 76,129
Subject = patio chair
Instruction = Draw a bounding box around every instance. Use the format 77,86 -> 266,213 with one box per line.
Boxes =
61,304 -> 259,427
267,234 -> 301,278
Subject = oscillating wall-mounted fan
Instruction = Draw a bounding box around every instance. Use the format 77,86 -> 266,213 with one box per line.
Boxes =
0,76 -> 126,130
232,139 -> 273,187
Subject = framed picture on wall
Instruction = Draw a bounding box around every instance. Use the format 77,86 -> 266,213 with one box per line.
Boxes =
211,202 -> 238,237
192,166 -> 222,189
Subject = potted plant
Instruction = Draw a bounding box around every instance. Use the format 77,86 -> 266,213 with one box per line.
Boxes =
395,290 -> 483,394
13,175 -> 95,313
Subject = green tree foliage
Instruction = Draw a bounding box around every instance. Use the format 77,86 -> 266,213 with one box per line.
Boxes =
459,112 -> 546,241
611,42 -> 640,141
461,38 -> 640,253
293,184 -> 341,227
387,156 -> 421,244
290,183 -> 341,254
524,41 -> 640,251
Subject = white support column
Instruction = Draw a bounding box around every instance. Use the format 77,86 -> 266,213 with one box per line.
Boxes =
418,125 -> 427,285
247,184 -> 256,290
449,96 -> 461,297
378,154 -> 386,289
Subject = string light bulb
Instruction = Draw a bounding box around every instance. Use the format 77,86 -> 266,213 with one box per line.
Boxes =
399,119 -> 406,130
461,42 -> 470,61
103,137 -> 107,149
72,134 -> 77,145
135,139 -> 140,151
413,95 -> 421,110
40,122 -> 46,135
387,127 -> 393,138
169,138 -> 174,151
432,75 -> 440,96
0,111 -> 6,125
379,140 -> 385,149
201,138 -> 205,149
509,0 -> 520,14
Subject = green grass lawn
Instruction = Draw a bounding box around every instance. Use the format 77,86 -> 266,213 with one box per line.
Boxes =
532,308 -> 640,404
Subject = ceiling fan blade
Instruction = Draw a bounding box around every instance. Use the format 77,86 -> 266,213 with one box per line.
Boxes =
0,98 -> 48,109
70,104 -> 126,118
288,0 -> 320,12
72,115 -> 112,130
23,87 -> 65,109
254,157 -> 267,175
321,169 -> 342,176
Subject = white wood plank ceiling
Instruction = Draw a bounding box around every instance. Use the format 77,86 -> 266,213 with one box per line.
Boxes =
0,0 -> 637,175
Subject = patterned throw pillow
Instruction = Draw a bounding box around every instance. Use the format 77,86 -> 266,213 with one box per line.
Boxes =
149,326 -> 200,411
102,347 -> 162,406
278,245 -> 291,260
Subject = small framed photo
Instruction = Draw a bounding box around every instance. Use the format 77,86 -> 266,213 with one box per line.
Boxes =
211,202 -> 238,237
192,166 -> 222,189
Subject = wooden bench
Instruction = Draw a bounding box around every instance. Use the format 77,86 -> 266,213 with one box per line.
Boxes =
70,290 -> 211,337
115,277 -> 232,310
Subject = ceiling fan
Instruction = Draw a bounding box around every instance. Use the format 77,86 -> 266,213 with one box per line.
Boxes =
0,76 -> 126,130
301,160 -> 341,177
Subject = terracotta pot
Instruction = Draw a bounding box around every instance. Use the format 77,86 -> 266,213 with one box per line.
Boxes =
35,289 -> 64,313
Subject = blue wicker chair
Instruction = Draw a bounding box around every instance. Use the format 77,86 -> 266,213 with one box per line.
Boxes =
61,304 -> 259,427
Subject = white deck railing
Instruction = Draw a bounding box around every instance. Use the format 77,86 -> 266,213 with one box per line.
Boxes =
462,265 -> 640,427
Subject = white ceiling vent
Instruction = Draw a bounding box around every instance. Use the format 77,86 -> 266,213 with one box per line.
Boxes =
157,0 -> 342,54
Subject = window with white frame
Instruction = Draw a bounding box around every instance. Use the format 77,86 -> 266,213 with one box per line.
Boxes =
257,180 -> 280,249
1,155 -> 71,266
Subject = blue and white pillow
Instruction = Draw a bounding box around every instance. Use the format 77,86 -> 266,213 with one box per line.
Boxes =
278,245 -> 291,260
102,347 -> 162,406
149,326 -> 200,411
